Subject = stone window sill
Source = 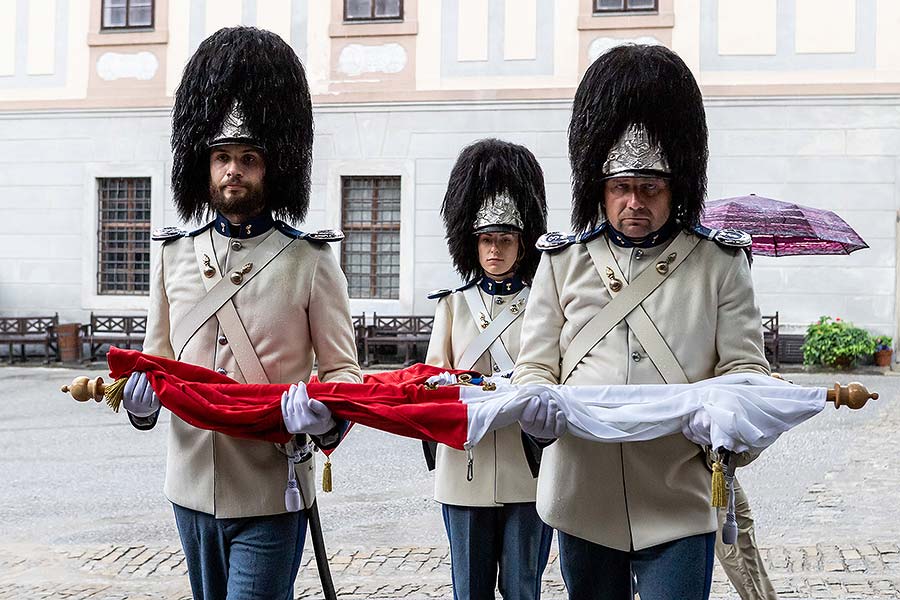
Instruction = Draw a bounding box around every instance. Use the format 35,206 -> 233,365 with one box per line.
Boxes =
88,30 -> 168,46
577,12 -> 674,31
329,20 -> 418,38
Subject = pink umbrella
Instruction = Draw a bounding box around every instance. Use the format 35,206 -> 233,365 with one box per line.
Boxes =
701,195 -> 869,257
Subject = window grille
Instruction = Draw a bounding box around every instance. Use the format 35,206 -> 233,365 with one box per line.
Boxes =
593,0 -> 657,14
102,0 -> 154,29
344,0 -> 403,21
97,177 -> 151,295
341,176 -> 401,299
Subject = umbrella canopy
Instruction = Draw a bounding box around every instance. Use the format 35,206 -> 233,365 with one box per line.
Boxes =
701,195 -> 868,257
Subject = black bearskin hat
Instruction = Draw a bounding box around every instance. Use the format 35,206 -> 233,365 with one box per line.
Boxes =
171,26 -> 314,224
568,44 -> 708,232
441,139 -> 548,282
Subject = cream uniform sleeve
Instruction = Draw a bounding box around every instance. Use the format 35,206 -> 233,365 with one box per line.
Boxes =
142,243 -> 176,359
714,250 -> 770,378
425,297 -> 454,370
308,244 -> 363,384
512,253 -> 565,385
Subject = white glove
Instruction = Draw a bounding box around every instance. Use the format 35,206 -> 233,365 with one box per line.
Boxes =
518,391 -> 567,439
425,371 -> 458,387
281,381 -> 336,436
122,372 -> 160,418
681,409 -> 711,446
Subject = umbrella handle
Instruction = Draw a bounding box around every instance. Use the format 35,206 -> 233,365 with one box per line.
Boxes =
826,382 -> 878,410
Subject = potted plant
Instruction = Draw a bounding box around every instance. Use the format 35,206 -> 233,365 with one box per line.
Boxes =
802,316 -> 875,369
874,335 -> 893,367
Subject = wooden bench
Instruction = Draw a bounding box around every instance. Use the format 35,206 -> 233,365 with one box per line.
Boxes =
362,314 -> 434,366
762,312 -> 779,369
86,313 -> 147,360
0,314 -> 58,363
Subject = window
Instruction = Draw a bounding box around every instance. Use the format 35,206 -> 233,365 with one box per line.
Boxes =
97,178 -> 151,295
344,0 -> 403,22
341,176 -> 401,299
593,0 -> 657,13
101,0 -> 154,29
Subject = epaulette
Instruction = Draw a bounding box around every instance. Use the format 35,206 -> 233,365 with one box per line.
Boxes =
693,225 -> 752,249
536,223 -> 607,252
276,221 -> 345,243
151,227 -> 187,242
427,289 -> 452,300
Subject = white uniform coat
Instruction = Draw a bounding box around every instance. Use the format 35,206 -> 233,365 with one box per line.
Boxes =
426,279 -> 537,506
513,232 -> 769,550
143,221 -> 362,518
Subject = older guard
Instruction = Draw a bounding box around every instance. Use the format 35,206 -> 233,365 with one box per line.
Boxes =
122,27 -> 361,600
512,45 -> 770,599
425,139 -> 552,600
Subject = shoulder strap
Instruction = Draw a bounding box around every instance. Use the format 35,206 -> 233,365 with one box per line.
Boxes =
560,232 -> 699,383
596,240 -> 689,384
457,287 -> 527,372
170,229 -> 293,381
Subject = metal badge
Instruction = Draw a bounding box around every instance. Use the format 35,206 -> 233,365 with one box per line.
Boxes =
605,266 -> 623,292
479,313 -> 490,329
656,252 -> 677,275
602,123 -> 671,177
536,231 -> 572,251
230,263 -> 253,285
712,228 -> 752,248
473,193 -> 524,231
202,254 -> 216,278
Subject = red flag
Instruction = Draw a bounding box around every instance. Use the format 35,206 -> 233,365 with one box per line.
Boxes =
107,348 -> 474,450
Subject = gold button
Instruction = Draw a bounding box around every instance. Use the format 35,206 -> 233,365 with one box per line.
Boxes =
656,262 -> 669,275
203,266 -> 216,278
231,240 -> 243,251
230,272 -> 243,285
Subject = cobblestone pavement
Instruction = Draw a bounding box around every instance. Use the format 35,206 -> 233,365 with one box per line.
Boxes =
2,368 -> 899,598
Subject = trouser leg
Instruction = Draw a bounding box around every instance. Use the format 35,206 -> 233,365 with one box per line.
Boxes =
173,503 -> 229,600
631,532 -> 715,600
557,531 -> 632,600
225,510 -> 308,600
715,478 -> 779,600
496,502 -> 553,600
442,504 -> 502,600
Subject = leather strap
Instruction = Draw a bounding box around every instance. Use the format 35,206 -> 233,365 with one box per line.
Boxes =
595,238 -> 689,385
458,286 -> 528,372
560,232 -> 699,383
171,228 -> 292,382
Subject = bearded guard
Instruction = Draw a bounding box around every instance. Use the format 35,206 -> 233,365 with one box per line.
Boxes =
125,26 -> 360,600
513,44 -> 771,600
424,138 -> 552,600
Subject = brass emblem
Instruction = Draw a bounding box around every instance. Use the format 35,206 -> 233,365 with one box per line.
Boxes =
510,299 -> 525,315
245,224 -> 252,236
230,263 -> 253,285
605,266 -> 623,292
479,313 -> 490,329
202,254 -> 216,278
656,252 -> 677,275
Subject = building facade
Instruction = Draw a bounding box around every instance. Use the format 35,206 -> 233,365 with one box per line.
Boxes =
1,0 -> 899,345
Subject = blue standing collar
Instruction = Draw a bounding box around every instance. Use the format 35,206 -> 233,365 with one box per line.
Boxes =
212,212 -> 275,239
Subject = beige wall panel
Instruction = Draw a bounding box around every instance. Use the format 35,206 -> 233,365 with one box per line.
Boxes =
166,0 -> 190,97
256,0 -> 292,42
415,0 -> 441,89
0,0 -> 16,76
717,0 -> 776,56
306,0 -> 331,94
457,0 -> 488,62
206,0 -> 242,37
554,0 -> 579,82
796,0 -> 855,54
26,0 -> 55,75
504,0 -> 536,60
67,0 -> 90,98
671,0 -> 701,73
876,0 -> 900,70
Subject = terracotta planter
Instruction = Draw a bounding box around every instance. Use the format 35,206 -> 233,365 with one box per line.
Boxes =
875,349 -> 893,367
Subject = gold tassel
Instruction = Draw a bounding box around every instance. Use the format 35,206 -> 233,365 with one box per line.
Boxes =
322,457 -> 333,493
711,461 -> 727,507
104,377 -> 129,413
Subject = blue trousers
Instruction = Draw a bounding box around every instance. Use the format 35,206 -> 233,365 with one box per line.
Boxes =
442,502 -> 553,600
173,503 -> 308,600
558,531 -> 715,600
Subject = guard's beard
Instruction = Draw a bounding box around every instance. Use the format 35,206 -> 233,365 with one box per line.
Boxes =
209,182 -> 266,220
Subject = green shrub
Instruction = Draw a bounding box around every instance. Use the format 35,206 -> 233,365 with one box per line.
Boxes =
802,316 -> 875,368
